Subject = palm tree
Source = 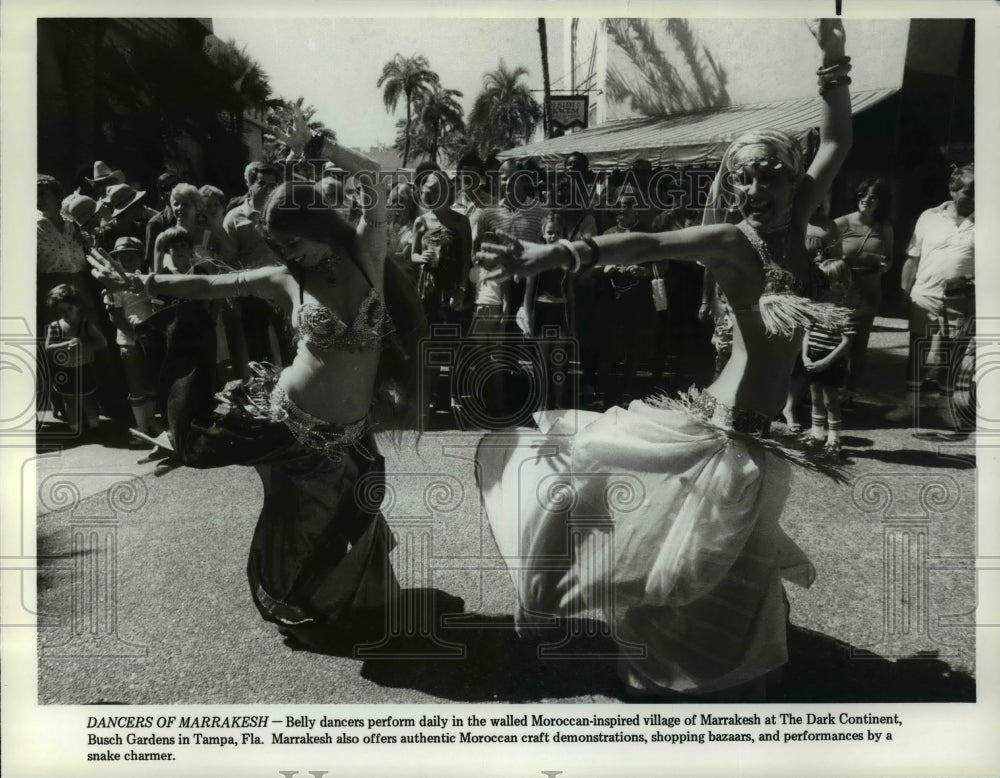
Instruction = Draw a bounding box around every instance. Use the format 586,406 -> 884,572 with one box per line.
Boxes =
467,60 -> 543,157
603,18 -> 729,116
377,54 -> 441,166
203,36 -> 272,111
416,86 -> 465,164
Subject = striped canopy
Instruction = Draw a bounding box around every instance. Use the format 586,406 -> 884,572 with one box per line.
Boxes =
499,87 -> 898,170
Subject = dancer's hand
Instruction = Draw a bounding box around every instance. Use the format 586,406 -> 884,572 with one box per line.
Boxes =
87,248 -> 138,292
269,103 -> 313,158
807,19 -> 846,56
475,230 -> 564,281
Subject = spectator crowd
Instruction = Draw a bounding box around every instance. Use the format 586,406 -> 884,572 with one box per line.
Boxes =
36,148 -> 976,455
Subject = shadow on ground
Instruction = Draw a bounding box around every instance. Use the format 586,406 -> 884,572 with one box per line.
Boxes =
284,590 -> 975,704
848,447 -> 975,469
774,624 -> 975,703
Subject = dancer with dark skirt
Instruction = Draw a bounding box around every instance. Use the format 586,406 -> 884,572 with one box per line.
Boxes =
89,108 -> 421,649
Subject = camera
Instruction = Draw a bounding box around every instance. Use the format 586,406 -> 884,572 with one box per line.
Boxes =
419,321 -> 578,432
911,319 -> 983,438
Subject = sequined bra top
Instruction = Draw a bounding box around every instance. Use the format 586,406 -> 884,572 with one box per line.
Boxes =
729,221 -> 845,339
296,286 -> 389,353
735,221 -> 813,297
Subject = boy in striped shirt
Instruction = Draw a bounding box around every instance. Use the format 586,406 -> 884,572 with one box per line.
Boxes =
803,259 -> 856,457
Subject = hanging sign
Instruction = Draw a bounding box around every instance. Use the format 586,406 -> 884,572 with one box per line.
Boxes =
548,95 -> 589,131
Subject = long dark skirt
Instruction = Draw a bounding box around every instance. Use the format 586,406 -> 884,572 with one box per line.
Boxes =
165,326 -> 398,633
248,435 -> 398,628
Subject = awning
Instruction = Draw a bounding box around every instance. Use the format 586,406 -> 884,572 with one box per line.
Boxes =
499,87 -> 899,170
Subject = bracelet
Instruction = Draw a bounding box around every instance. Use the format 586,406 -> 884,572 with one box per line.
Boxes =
819,75 -> 852,95
142,273 -> 158,297
557,239 -> 582,272
234,271 -> 250,298
304,133 -> 326,160
581,237 -> 601,268
816,56 -> 851,76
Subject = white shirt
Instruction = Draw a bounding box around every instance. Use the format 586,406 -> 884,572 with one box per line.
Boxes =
908,201 -> 975,312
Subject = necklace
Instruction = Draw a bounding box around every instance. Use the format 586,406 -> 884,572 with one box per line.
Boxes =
739,220 -> 790,269
304,252 -> 343,283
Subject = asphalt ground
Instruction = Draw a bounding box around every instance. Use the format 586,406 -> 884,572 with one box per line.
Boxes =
35,316 -> 976,704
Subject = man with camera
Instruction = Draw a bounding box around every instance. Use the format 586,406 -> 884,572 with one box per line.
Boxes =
887,163 -> 975,437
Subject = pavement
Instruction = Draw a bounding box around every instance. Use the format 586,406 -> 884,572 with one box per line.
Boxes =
34,316 -> 977,704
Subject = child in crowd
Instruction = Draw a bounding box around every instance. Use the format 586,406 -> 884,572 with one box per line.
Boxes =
44,283 -> 107,438
155,226 -> 198,275
802,258 -> 856,457
102,236 -> 163,446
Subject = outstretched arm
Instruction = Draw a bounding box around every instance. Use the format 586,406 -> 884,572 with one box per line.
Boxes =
795,19 -> 853,221
88,249 -> 290,305
478,223 -> 746,281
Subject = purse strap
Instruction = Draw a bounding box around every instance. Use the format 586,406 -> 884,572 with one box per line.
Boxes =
854,226 -> 873,257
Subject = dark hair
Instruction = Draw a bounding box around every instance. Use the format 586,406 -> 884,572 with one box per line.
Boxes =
157,171 -> 182,195
155,226 -> 195,255
416,168 -> 455,210
47,283 -> 80,310
854,176 -> 892,221
37,174 -> 62,208
388,182 -> 419,224
542,211 -> 566,238
244,161 -> 279,188
456,152 -> 485,176
948,163 -> 974,191
319,177 -> 347,209
413,160 -> 442,190
262,180 -> 357,257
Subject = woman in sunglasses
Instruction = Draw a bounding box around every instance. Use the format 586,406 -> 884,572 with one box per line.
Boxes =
834,176 -> 894,398
474,20 -> 852,699
89,107 -> 401,650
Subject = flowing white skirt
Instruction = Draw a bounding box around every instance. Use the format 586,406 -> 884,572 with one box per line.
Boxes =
477,399 -> 814,695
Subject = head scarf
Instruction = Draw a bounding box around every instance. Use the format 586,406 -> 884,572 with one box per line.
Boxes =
702,130 -> 805,227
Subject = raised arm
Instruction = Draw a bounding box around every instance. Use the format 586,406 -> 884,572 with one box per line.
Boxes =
274,106 -> 389,262
795,19 -> 853,221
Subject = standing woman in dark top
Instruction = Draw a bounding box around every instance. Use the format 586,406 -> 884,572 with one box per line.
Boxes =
834,176 -> 894,397
411,169 -> 473,325
412,169 -> 473,412
89,108 -> 404,649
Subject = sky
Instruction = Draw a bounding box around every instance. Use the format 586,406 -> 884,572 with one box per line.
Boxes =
211,17 -> 564,151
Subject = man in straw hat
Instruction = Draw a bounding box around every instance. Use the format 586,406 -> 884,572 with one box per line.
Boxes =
86,160 -> 126,200
98,183 -> 148,252
63,193 -> 111,251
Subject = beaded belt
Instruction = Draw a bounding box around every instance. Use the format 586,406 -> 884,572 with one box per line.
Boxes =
474,304 -> 504,316
238,362 -> 372,461
268,383 -> 370,460
691,391 -> 772,438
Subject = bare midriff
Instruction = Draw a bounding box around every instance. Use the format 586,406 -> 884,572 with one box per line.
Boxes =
708,316 -> 802,418
277,345 -> 380,425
